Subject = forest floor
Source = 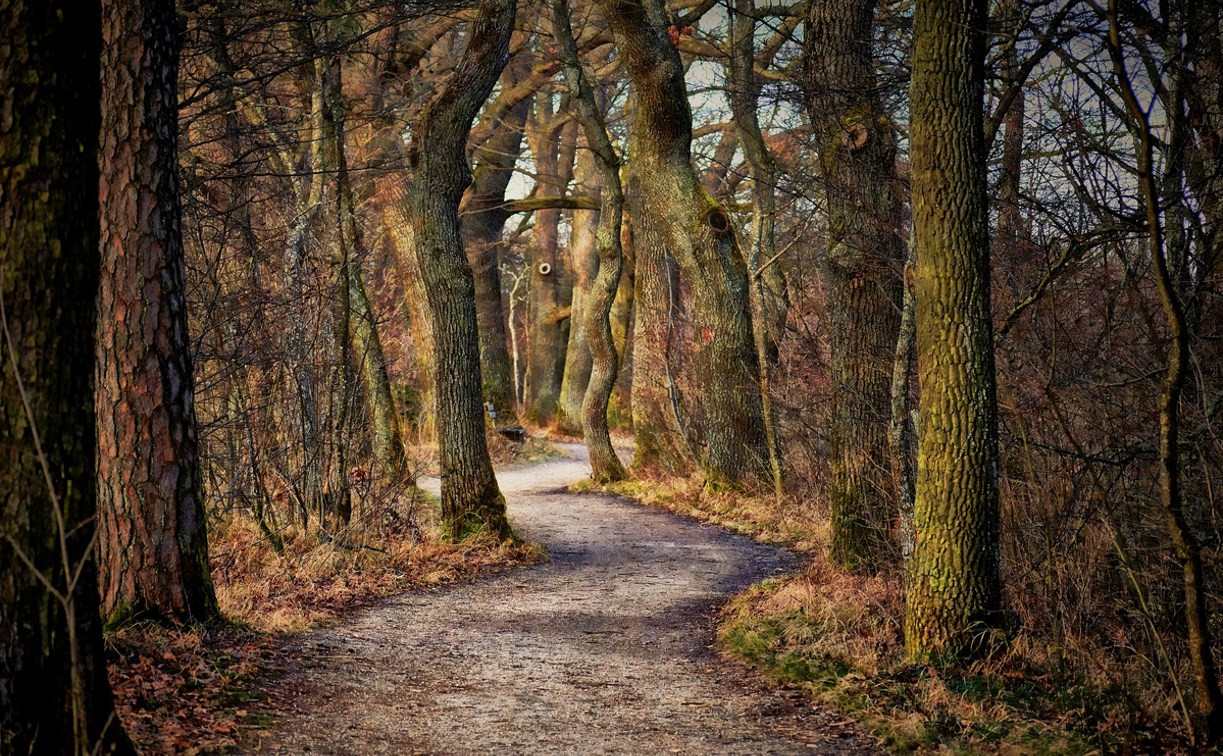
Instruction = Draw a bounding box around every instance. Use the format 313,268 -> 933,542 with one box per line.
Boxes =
243,444 -> 871,754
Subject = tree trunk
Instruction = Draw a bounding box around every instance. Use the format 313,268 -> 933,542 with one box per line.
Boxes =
595,0 -> 769,486
549,0 -> 628,483
610,204 -> 636,428
281,51 -> 328,522
523,99 -> 577,426
377,194 -> 437,440
393,0 -> 516,540
96,0 -> 218,624
463,71 -> 530,426
731,0 -> 785,498
806,0 -> 905,571
557,149 -> 601,435
0,2 -> 134,751
994,0 -> 1031,297
904,0 -> 1003,661
323,44 -> 407,486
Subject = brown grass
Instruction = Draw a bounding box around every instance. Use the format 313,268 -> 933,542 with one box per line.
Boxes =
109,475 -> 544,752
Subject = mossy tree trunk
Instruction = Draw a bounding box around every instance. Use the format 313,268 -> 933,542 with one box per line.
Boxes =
806,0 -> 905,571
904,0 -> 1003,662
549,0 -> 628,483
96,0 -> 218,625
594,0 -> 769,487
390,0 -> 516,540
0,2 -> 134,752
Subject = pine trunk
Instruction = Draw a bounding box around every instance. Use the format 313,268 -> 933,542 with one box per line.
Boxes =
96,0 -> 218,624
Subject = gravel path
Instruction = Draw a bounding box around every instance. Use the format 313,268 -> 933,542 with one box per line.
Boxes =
251,444 -> 871,754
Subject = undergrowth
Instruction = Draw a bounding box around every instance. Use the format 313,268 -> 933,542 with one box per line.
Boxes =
594,474 -> 1194,753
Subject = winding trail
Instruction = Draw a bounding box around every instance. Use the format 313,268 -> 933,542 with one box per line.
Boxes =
254,445 -> 870,754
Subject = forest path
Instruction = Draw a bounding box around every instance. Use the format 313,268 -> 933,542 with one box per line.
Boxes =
253,444 -> 870,754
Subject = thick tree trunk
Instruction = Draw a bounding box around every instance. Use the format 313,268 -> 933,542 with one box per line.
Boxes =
904,0 -> 1003,661
549,0 -> 628,483
96,0 -> 218,624
394,0 -> 516,540
0,2 -> 134,751
806,0 -> 905,571
595,0 -> 769,486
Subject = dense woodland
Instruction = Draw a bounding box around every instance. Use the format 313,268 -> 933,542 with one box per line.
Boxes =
2,0 -> 1223,751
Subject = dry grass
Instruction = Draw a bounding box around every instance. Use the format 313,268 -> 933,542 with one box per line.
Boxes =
599,475 -> 1195,754
575,473 -> 824,552
109,474 -> 544,752
210,511 -> 543,633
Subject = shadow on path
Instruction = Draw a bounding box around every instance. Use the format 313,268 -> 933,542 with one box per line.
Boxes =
252,444 -> 872,754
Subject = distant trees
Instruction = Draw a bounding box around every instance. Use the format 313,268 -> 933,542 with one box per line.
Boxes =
96,0 -> 218,624
903,0 -> 1002,660
1107,0 -> 1223,739
0,1 -> 134,751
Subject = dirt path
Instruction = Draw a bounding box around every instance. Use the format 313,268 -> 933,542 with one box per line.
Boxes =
251,445 -> 870,754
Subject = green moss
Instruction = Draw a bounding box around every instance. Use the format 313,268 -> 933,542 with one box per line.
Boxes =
717,582 -> 1118,754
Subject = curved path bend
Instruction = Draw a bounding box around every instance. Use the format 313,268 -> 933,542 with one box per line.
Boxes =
254,444 -> 870,754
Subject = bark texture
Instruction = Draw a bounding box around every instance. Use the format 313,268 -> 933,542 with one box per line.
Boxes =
0,2 -> 134,751
904,0 -> 1003,661
96,0 -> 218,624
595,0 -> 768,486
395,0 -> 516,539
806,0 -> 905,571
